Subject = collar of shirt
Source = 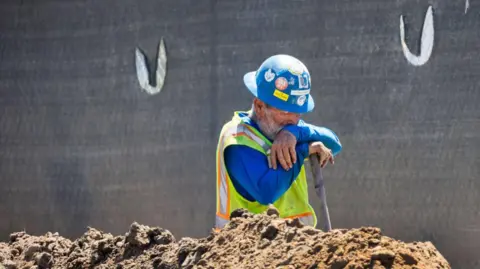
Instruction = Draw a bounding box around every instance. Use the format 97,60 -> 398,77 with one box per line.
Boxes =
236,111 -> 275,143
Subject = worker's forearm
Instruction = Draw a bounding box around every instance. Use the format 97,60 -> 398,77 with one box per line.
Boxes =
253,143 -> 309,204
224,143 -> 309,205
282,120 -> 342,156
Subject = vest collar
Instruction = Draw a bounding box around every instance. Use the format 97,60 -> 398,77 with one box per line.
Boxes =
232,110 -> 273,143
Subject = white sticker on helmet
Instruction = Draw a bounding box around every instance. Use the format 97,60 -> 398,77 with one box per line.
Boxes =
264,69 -> 275,82
297,95 -> 307,106
298,74 -> 309,89
288,77 -> 295,85
291,89 -> 310,96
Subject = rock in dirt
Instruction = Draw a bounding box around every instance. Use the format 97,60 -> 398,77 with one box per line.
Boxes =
0,208 -> 451,268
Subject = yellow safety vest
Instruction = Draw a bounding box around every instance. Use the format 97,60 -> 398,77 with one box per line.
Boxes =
215,111 -> 317,229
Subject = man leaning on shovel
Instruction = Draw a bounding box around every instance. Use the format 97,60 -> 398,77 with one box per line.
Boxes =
214,54 -> 342,231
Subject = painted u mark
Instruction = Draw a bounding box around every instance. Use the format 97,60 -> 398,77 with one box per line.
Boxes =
400,6 -> 434,66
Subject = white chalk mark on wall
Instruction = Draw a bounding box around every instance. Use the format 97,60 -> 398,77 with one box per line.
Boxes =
135,49 -> 150,90
400,6 -> 434,66
465,0 -> 470,14
155,38 -> 167,92
135,38 -> 167,95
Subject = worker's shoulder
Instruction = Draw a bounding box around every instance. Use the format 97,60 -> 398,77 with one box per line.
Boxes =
220,121 -> 249,135
220,112 -> 257,134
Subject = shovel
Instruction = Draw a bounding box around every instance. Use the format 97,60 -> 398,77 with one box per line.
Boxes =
309,154 -> 332,232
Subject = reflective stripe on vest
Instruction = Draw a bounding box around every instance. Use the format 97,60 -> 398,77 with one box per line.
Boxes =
216,124 -> 269,222
215,215 -> 230,229
285,213 -> 315,227
299,215 -> 314,226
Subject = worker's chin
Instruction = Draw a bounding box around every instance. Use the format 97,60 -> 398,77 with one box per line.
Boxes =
261,125 -> 283,141
257,117 -> 284,140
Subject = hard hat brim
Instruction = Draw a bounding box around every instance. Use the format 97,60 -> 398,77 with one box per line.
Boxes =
243,71 -> 258,97
243,71 -> 314,114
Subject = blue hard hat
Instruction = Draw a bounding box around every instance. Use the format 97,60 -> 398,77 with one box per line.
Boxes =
243,54 -> 314,114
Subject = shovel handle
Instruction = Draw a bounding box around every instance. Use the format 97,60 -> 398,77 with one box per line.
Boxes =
309,154 -> 332,232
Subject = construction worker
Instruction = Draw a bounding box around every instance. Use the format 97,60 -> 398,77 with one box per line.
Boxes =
215,54 -> 342,230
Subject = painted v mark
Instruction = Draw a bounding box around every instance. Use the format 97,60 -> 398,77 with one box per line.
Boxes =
135,38 -> 167,95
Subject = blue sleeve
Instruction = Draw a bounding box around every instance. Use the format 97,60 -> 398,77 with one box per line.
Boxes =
224,143 -> 310,205
282,120 -> 342,156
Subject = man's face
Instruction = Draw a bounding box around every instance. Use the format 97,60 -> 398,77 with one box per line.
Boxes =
254,99 -> 301,140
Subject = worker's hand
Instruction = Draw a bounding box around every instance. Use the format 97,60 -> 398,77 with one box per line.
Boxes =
269,130 -> 297,170
308,141 -> 334,168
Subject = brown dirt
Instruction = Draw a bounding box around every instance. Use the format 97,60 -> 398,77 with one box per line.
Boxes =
0,207 -> 450,269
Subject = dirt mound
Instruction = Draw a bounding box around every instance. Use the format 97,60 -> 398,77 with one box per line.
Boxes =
0,208 -> 450,269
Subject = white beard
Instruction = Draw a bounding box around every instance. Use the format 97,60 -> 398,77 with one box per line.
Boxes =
257,109 -> 283,140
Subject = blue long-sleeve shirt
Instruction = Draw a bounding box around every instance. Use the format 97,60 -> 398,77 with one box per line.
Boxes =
223,112 -> 342,205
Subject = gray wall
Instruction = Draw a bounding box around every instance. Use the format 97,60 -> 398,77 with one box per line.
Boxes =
1,0 -> 479,268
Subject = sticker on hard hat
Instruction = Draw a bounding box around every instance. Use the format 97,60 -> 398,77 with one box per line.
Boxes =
297,95 -> 306,106
264,69 -> 275,82
273,89 -> 289,101
288,77 -> 295,85
291,89 -> 310,96
298,75 -> 309,89
274,77 -> 288,91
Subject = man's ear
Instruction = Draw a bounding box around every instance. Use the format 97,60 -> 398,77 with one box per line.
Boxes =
253,98 -> 266,119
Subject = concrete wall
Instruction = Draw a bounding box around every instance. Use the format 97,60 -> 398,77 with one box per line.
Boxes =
1,0 -> 478,268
